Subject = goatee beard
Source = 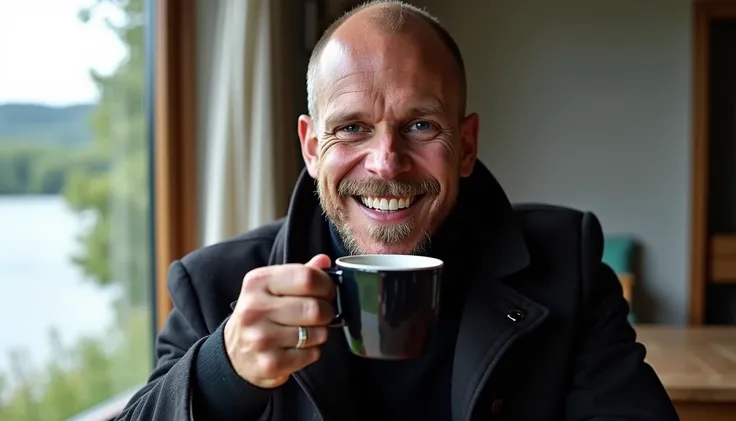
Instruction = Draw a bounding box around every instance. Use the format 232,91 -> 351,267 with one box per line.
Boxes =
316,175 -> 440,255
332,216 -> 432,256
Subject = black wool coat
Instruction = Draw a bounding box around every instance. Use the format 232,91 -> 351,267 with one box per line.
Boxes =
116,161 -> 679,421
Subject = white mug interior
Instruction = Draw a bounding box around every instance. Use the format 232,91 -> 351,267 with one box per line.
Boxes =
335,254 -> 444,271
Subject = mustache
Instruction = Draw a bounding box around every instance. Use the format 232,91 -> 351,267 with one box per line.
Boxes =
337,178 -> 440,197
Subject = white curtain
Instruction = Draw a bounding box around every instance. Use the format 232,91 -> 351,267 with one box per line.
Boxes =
201,0 -> 296,246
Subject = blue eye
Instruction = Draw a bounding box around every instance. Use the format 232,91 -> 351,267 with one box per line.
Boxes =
408,121 -> 432,131
336,124 -> 371,140
342,124 -> 364,133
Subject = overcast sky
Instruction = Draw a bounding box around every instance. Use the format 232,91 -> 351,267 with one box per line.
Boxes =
0,0 -> 127,105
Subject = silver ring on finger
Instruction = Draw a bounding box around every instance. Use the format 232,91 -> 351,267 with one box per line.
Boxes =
295,326 -> 308,349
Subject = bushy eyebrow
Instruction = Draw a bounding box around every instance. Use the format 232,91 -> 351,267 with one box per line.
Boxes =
323,111 -> 372,130
322,100 -> 449,130
405,103 -> 446,118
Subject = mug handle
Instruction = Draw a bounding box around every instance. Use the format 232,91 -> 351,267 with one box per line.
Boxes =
323,268 -> 346,327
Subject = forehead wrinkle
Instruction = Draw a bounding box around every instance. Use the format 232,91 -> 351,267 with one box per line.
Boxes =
325,96 -> 372,119
319,50 -> 455,124
320,68 -> 372,107
329,60 -> 455,113
324,90 -> 449,127
327,70 -> 373,95
324,88 -> 374,120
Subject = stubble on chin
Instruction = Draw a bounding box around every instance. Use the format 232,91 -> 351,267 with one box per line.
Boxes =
339,217 -> 431,256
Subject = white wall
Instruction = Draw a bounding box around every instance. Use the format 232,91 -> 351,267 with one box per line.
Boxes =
414,0 -> 693,323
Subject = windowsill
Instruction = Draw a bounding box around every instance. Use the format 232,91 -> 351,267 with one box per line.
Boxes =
65,385 -> 143,421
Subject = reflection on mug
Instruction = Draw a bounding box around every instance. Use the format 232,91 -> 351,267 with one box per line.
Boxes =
342,273 -> 364,341
356,272 -> 380,315
378,275 -> 434,357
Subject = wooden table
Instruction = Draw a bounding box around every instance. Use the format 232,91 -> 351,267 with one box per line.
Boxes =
636,325 -> 736,421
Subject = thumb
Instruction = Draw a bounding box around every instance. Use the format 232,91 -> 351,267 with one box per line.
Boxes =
305,253 -> 332,269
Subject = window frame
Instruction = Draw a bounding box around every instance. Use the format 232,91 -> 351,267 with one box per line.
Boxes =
152,0 -> 199,333
689,0 -> 736,325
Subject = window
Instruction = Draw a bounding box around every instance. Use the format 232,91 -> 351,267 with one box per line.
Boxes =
0,0 -> 154,419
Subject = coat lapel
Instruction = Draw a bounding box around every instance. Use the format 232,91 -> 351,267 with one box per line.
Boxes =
451,274 -> 549,421
447,164 -> 551,421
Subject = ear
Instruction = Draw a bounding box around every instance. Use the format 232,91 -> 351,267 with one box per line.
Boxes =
298,114 -> 320,178
458,112 -> 479,177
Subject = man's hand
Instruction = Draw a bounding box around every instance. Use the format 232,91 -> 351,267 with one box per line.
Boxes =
224,254 -> 335,389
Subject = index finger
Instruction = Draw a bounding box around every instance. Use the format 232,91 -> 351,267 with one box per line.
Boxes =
267,264 -> 336,300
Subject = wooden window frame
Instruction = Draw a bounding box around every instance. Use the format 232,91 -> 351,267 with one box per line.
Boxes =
689,0 -> 736,324
154,0 -> 199,332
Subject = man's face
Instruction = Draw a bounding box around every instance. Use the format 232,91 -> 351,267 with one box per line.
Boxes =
299,27 -> 478,255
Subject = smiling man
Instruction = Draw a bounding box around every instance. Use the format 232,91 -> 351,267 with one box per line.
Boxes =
118,1 -> 679,421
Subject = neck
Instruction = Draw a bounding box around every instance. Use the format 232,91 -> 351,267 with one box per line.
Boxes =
327,219 -> 349,258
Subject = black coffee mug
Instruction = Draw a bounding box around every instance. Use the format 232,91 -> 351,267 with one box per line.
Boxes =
324,254 -> 443,360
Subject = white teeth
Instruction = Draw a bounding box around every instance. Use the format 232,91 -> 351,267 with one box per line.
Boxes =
360,196 -> 415,211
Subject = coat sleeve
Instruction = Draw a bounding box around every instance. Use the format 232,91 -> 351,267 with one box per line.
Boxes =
115,261 -> 272,421
564,212 -> 680,421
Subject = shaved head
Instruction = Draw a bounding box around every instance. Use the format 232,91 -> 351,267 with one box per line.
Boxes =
306,0 -> 467,120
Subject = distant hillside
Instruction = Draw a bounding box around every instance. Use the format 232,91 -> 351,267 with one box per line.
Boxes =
0,103 -> 95,145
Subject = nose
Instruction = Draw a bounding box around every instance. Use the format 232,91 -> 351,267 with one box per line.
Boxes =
364,133 -> 411,179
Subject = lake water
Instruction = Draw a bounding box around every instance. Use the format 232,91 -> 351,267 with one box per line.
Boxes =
0,195 -> 117,376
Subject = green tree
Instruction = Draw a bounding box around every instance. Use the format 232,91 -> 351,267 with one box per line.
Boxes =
64,0 -> 151,310
0,312 -> 151,420
0,0 -> 153,418
0,143 -> 106,194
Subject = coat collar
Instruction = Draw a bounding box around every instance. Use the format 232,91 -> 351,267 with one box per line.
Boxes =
270,161 -> 549,421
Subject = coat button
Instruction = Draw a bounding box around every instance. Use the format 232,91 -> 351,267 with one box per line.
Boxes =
506,309 -> 525,322
491,398 -> 504,414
